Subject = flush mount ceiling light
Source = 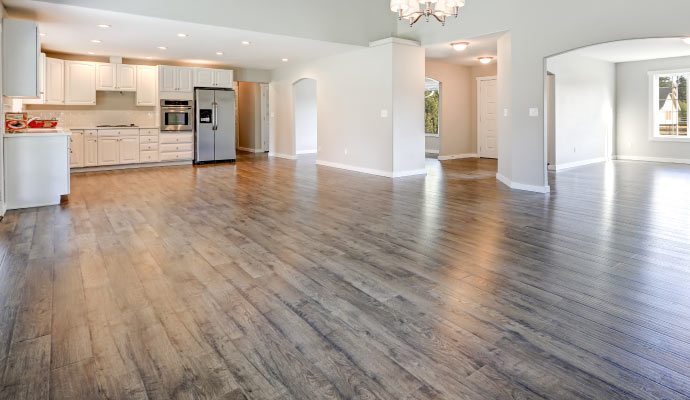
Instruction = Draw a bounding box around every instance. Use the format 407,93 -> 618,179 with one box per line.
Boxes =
145,56 -> 153,59
451,42 -> 469,51
478,56 -> 493,64
97,24 -> 110,28
281,58 -> 289,62
90,39 -> 102,43
157,46 -> 167,50
87,51 -> 95,55
177,33 -> 187,37
216,52 -> 224,55
391,0 -> 466,26
39,32 -> 46,37
683,37 -> 690,45
241,41 -> 251,45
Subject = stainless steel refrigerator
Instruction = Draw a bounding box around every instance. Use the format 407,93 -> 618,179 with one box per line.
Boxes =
194,88 -> 236,164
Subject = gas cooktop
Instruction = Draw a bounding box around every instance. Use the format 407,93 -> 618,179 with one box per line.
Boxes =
96,124 -> 138,128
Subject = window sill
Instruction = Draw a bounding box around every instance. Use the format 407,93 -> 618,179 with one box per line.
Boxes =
649,136 -> 690,142
425,133 -> 439,137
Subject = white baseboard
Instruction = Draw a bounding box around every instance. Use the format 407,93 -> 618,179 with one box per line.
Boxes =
496,172 -> 550,194
547,157 -> 607,171
425,149 -> 440,154
296,149 -> 318,155
71,161 -> 192,173
615,155 -> 690,165
0,202 -> 6,217
238,147 -> 264,153
316,160 -> 426,178
269,152 -> 298,160
438,153 -> 478,161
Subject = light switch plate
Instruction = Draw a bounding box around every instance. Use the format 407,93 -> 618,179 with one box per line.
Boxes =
380,109 -> 388,118
529,108 -> 539,117
503,108 -> 509,117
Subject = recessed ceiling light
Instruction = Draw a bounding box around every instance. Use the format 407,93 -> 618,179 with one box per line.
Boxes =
683,38 -> 690,45
478,56 -> 494,64
90,39 -> 102,43
177,33 -> 187,37
157,46 -> 167,50
97,24 -> 111,28
241,41 -> 251,45
39,32 -> 46,37
87,51 -> 95,55
451,42 -> 469,51
145,56 -> 153,59
282,58 -> 289,62
216,52 -> 224,55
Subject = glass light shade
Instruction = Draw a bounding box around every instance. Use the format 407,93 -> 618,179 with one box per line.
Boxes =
390,0 -> 407,12
451,42 -> 469,51
433,0 -> 452,15
446,0 -> 466,8
683,37 -> 690,45
478,57 -> 493,64
422,0 -> 439,3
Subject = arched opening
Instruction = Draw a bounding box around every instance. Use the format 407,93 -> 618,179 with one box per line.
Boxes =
293,78 -> 318,156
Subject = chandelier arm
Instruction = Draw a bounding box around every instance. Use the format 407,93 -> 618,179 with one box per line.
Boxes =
409,13 -> 424,26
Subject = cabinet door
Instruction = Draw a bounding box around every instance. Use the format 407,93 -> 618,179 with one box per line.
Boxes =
195,68 -> 214,87
95,63 -> 116,91
23,53 -> 46,104
119,137 -> 140,164
69,131 -> 84,168
214,69 -> 234,89
159,66 -> 177,92
65,61 -> 96,105
98,137 -> 119,165
117,64 -> 136,91
84,138 -> 98,166
177,67 -> 193,92
45,57 -> 64,104
136,66 -> 157,106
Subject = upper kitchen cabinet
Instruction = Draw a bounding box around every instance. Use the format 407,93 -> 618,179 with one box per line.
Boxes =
23,53 -> 46,105
3,19 -> 40,97
136,65 -> 157,106
45,57 -> 65,104
96,63 -> 136,91
159,66 -> 193,99
65,61 -> 96,105
194,68 -> 234,89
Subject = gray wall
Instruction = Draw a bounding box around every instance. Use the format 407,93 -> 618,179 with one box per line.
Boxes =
546,52 -> 615,168
617,55 -> 690,161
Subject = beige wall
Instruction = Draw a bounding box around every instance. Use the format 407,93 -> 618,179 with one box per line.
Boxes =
237,82 -> 262,151
425,60 -> 497,157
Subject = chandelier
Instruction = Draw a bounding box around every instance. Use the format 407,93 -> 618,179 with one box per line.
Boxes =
390,0 -> 466,26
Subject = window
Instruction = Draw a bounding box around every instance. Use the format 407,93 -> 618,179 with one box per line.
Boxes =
651,71 -> 688,139
425,78 -> 440,135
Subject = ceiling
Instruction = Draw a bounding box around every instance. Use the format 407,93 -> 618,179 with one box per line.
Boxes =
423,32 -> 502,66
566,38 -> 690,63
4,0 -> 363,70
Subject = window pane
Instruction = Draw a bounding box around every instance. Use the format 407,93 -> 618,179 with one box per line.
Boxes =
425,90 -> 439,134
657,73 -> 687,136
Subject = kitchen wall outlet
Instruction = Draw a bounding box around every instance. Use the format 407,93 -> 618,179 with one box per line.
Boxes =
344,148 -> 348,155
504,108 -> 509,117
270,112 -> 275,118
380,109 -> 388,118
529,108 -> 539,117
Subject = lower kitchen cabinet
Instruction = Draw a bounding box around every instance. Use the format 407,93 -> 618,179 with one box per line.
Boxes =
84,137 -> 98,166
98,137 -> 119,166
69,130 -> 84,168
119,137 -> 140,164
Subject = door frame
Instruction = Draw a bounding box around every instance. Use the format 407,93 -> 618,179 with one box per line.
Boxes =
476,76 -> 498,158
260,83 -> 270,152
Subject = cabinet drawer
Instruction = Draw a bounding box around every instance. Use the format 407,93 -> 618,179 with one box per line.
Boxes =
140,128 -> 159,136
160,143 -> 192,153
140,151 -> 159,163
140,143 -> 158,151
98,129 -> 140,136
84,130 -> 98,137
160,133 -> 193,144
159,151 -> 193,161
139,135 -> 158,144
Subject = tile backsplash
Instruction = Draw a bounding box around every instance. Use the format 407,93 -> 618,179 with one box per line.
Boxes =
24,109 -> 157,128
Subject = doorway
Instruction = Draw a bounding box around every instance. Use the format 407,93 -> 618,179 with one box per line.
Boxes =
293,78 -> 317,155
424,77 -> 441,158
477,76 -> 498,158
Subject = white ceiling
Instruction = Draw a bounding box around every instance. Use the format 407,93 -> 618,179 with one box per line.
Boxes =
423,32 -> 502,66
565,38 -> 690,63
4,0 -> 363,70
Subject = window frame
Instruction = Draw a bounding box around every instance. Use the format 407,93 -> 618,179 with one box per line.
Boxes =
649,68 -> 690,142
425,78 -> 441,137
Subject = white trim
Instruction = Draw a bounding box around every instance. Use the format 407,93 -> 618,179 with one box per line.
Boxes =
71,161 -> 192,173
316,160 -> 427,178
547,157 -> 606,171
369,37 -> 420,48
438,153 -> 478,160
0,202 -> 6,217
296,149 -> 317,155
269,152 -> 298,160
238,146 -> 265,153
425,149 -> 440,154
615,155 -> 690,165
476,76 -> 498,157
496,172 -> 551,194
648,69 -> 690,142
424,133 -> 439,137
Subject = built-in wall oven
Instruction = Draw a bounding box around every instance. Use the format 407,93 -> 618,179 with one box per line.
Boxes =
160,100 -> 193,131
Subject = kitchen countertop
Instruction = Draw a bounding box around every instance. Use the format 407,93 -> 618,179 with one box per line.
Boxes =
3,128 -> 72,137
69,126 -> 160,130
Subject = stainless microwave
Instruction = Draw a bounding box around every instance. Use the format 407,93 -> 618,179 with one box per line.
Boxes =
160,100 -> 193,131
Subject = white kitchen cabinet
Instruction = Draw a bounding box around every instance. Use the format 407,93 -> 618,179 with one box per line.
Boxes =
96,63 -> 136,91
178,67 -> 193,92
119,137 -> 140,164
194,68 -> 214,87
159,66 -> 193,98
2,19 -> 40,97
95,63 -> 116,90
45,57 -> 65,104
159,65 -> 177,92
84,136 -> 98,166
98,137 -> 119,165
214,69 -> 234,89
23,53 -> 46,104
136,65 -> 157,106
117,64 -> 136,91
65,61 -> 96,105
69,130 -> 84,168
194,68 -> 233,89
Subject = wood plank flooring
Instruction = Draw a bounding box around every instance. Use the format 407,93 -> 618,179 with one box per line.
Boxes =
1,153 -> 690,399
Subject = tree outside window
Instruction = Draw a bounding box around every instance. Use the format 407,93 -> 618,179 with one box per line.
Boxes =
425,78 -> 440,135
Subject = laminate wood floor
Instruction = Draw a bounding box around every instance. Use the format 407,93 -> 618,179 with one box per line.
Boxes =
2,154 -> 690,399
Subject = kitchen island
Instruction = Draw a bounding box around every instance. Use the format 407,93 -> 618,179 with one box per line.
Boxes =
4,128 -> 72,209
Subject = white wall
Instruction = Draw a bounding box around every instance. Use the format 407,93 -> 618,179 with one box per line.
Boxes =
238,82 -> 262,151
546,52 -> 615,169
294,78 -> 317,154
617,55 -> 690,162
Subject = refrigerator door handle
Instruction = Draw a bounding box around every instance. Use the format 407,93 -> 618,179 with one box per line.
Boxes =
212,102 -> 218,130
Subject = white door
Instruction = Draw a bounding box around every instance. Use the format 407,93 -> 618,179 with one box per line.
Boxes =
214,69 -> 234,89
117,64 -> 137,91
261,83 -> 270,152
96,63 -> 116,91
195,68 -> 214,87
119,137 -> 140,164
84,137 -> 98,166
159,66 -> 177,92
65,61 -> 96,105
70,131 -> 84,168
98,137 -> 119,165
136,66 -> 157,106
45,57 -> 64,104
177,68 -> 193,92
478,78 -> 498,159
